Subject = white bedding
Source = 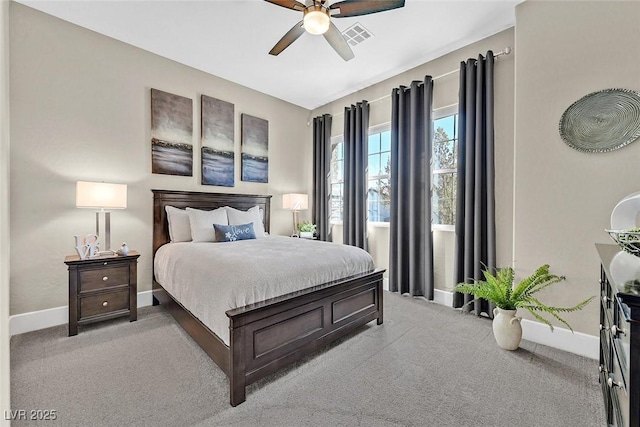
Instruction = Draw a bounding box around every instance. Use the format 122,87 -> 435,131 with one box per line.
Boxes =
154,236 -> 375,345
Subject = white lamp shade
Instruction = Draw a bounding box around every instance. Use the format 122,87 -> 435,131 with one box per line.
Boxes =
282,193 -> 308,211
76,181 -> 127,209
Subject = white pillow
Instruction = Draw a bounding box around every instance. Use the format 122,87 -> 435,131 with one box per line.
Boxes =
186,207 -> 228,242
226,206 -> 266,238
165,206 -> 192,242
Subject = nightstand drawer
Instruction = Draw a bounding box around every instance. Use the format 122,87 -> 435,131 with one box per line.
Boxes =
80,289 -> 129,319
79,266 -> 129,292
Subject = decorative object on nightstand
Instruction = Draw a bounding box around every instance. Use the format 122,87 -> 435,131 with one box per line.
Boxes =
73,233 -> 100,260
117,242 -> 130,256
454,265 -> 594,350
282,193 -> 308,237
297,221 -> 316,239
65,250 -> 140,336
76,181 -> 127,256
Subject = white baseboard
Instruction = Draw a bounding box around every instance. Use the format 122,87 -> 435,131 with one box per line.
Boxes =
520,319 -> 599,360
9,290 -> 153,336
433,288 -> 454,307
11,288 -> 600,359
429,289 -> 599,360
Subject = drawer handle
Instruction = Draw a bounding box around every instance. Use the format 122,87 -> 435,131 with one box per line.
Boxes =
102,301 -> 108,307
103,262 -> 108,266
102,276 -> 108,281
607,377 -> 620,388
611,325 -> 626,336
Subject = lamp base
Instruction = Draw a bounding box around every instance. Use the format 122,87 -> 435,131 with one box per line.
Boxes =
291,210 -> 299,237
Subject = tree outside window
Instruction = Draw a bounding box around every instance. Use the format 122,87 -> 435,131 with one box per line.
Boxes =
432,113 -> 458,226
368,129 -> 391,223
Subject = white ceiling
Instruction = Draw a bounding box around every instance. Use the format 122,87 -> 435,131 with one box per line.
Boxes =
17,0 -> 521,110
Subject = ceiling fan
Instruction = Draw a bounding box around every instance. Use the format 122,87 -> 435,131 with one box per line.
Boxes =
265,0 -> 405,61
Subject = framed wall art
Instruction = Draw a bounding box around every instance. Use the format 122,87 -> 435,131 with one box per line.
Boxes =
241,114 -> 269,183
201,95 -> 235,187
151,88 -> 193,176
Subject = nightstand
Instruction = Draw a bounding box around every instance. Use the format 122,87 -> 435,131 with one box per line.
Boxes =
65,251 -> 140,336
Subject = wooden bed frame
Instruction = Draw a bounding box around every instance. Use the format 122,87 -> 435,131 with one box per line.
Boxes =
151,190 -> 384,406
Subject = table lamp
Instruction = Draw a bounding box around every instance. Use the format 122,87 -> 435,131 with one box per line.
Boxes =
76,181 -> 127,255
282,193 -> 308,237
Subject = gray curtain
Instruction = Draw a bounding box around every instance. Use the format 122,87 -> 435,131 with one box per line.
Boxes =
389,78 -> 435,297
343,101 -> 369,249
453,52 -> 496,316
312,114 -> 332,242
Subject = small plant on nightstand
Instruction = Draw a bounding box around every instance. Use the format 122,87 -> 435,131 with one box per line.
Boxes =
297,221 -> 316,239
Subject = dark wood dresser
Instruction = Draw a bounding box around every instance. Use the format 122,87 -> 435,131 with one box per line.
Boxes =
65,251 -> 140,336
597,244 -> 640,427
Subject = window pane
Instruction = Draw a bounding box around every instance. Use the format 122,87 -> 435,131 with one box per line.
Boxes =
433,137 -> 456,169
380,152 -> 390,176
367,179 -> 390,222
336,142 -> 343,161
368,133 -> 380,154
368,153 -> 381,177
432,172 -> 456,225
331,183 -> 343,221
434,115 -> 455,139
381,131 -> 391,152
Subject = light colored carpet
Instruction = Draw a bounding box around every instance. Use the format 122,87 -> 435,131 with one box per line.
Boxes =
10,292 -> 604,426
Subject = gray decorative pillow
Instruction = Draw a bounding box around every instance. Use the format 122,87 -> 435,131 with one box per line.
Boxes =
213,223 -> 256,242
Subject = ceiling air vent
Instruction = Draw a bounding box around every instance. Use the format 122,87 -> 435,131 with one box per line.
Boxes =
341,23 -> 373,47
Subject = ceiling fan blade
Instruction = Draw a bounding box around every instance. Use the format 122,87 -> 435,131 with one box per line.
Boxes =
330,0 -> 405,17
323,22 -> 354,61
269,21 -> 306,56
264,0 -> 306,12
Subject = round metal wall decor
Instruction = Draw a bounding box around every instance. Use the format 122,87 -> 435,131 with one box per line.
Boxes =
559,88 -> 640,153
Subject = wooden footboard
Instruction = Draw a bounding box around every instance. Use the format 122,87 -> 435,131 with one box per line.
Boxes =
226,270 -> 384,406
153,269 -> 384,406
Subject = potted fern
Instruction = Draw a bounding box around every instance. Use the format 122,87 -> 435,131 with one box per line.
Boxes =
455,264 -> 594,350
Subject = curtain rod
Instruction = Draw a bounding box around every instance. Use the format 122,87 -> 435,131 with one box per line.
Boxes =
327,47 -> 512,119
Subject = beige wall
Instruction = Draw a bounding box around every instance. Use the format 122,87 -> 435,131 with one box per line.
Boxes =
514,0 -> 640,335
311,28 -> 516,291
1,0 -> 11,420
9,4 -> 311,315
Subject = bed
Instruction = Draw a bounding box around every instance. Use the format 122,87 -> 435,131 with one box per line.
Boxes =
151,190 -> 384,406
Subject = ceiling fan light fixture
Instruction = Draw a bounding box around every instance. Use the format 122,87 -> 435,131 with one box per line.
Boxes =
303,6 -> 330,35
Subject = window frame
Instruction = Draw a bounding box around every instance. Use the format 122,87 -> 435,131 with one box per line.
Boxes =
431,104 -> 459,232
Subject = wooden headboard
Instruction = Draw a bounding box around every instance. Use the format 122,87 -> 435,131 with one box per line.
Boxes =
152,190 -> 272,255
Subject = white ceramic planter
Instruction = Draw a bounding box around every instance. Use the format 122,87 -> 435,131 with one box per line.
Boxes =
299,231 -> 314,239
492,307 -> 522,350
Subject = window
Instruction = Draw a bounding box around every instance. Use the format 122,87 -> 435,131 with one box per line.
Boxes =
432,107 -> 459,227
367,126 -> 391,223
330,136 -> 344,222
329,125 -> 391,223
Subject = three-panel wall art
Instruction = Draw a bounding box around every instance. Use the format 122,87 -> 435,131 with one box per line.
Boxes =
150,88 -> 269,185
